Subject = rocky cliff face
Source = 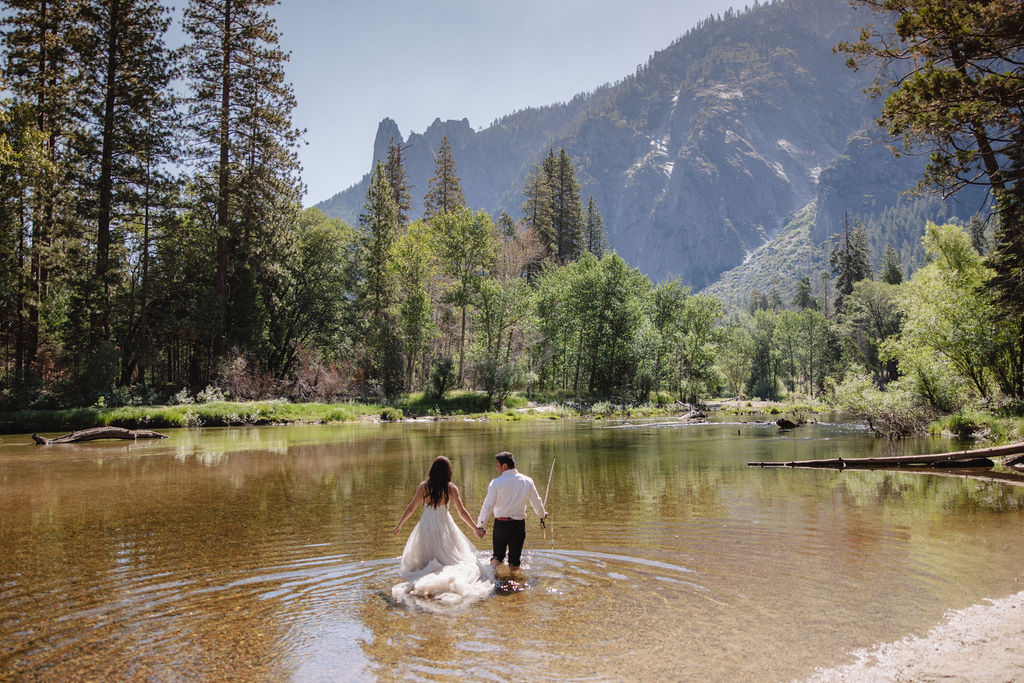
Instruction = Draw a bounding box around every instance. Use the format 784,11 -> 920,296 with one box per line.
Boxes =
314,0 -> 959,289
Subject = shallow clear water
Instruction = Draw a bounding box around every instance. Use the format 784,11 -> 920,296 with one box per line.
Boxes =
2,417 -> 1023,680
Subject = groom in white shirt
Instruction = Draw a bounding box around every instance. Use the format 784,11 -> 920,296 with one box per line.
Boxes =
475,451 -> 548,569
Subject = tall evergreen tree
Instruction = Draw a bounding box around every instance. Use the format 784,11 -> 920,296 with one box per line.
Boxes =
521,158 -> 554,256
78,0 -> 177,342
584,195 -> 607,256
497,211 -> 515,238
2,0 -> 84,380
880,243 -> 904,284
422,135 -> 464,221
385,137 -> 412,228
549,148 -> 584,263
988,150 -> 1024,318
792,276 -> 818,310
182,0 -> 302,353
829,221 -> 873,313
358,162 -> 402,396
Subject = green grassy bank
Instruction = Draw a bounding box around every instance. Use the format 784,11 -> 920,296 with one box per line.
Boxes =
5,394 -> 1019,446
0,392 -> 818,435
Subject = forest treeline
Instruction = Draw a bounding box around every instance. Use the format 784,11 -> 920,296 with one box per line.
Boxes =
0,0 -> 1021,438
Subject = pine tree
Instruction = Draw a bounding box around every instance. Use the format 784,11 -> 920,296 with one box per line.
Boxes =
792,276 -> 818,310
880,243 -> 904,285
422,135 -> 464,221
550,148 -> 584,263
966,215 -> 989,255
840,1 -> 1024,314
182,0 -> 303,353
829,221 -> 873,313
78,0 -> 177,342
358,162 -> 402,396
385,137 -> 412,228
2,0 -> 84,379
584,196 -> 608,255
521,159 -> 554,256
498,211 -> 515,238
987,133 -> 1024,319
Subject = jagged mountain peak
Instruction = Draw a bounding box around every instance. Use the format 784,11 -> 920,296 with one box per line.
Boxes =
316,0 -> 972,291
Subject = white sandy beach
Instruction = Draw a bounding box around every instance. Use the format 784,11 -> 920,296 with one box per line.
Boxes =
804,589 -> 1024,682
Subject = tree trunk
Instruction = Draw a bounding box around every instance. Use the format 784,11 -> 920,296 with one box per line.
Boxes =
96,0 -> 122,341
214,0 -> 233,349
33,427 -> 168,444
749,442 -> 1024,469
458,304 -> 466,386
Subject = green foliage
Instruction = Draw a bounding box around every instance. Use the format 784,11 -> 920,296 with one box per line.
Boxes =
390,219 -> 436,390
474,357 -> 521,410
425,358 -> 457,401
385,138 -> 413,227
432,207 -> 500,384
399,391 -> 494,416
840,0 -> 1024,314
358,163 -> 403,397
264,208 -> 357,377
841,279 -> 904,385
380,406 -> 404,422
584,196 -> 608,256
423,136 -> 465,221
829,224 -> 872,312
520,148 -> 594,264
828,367 -> 933,438
746,310 -> 781,400
791,276 -> 818,311
880,244 -> 904,285
888,223 -> 997,400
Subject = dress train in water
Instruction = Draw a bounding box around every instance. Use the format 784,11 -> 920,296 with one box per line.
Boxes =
391,505 -> 494,611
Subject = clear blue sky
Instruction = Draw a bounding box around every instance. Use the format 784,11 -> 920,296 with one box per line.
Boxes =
269,0 -> 739,206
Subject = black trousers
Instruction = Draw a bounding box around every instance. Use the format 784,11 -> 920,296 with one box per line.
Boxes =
492,518 -> 526,566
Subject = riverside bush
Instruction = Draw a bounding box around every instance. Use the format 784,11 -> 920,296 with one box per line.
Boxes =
380,407 -> 404,421
828,369 -> 933,438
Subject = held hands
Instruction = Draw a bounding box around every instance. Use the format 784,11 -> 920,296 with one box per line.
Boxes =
475,526 -> 486,539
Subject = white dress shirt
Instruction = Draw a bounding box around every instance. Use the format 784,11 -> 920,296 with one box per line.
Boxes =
477,468 -> 546,525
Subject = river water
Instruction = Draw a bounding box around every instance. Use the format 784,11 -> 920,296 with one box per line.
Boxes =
2,416 -> 1023,681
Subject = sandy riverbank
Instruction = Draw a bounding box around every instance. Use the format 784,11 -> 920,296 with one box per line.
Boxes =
804,589 -> 1024,682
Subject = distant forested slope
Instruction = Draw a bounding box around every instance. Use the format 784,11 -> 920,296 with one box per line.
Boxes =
318,0 -> 985,294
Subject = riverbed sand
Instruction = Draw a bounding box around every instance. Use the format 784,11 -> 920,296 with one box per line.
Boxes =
804,589 -> 1024,682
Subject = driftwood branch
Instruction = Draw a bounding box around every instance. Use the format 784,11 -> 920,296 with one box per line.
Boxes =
32,427 -> 168,445
748,441 -> 1024,469
1005,452 -> 1024,468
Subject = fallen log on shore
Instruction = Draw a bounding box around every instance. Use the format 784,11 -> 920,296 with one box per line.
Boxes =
748,441 -> 1024,469
32,427 -> 168,445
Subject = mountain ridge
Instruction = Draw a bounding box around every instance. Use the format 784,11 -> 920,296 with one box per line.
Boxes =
316,0 -> 979,296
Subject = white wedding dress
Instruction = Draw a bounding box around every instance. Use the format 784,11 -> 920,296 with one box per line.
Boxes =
391,504 -> 494,611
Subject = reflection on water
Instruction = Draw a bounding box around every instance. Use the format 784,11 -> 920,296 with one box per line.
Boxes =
2,419 -> 1024,680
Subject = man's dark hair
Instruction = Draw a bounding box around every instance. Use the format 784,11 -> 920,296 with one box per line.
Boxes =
495,451 -> 515,469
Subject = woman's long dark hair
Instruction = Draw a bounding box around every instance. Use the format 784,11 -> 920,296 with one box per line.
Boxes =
425,456 -> 453,507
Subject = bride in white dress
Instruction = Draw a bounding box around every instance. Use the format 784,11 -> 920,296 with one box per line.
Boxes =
391,456 -> 494,610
